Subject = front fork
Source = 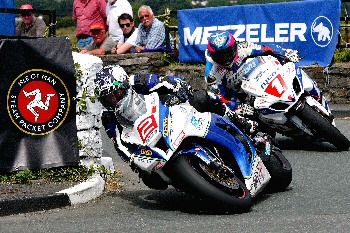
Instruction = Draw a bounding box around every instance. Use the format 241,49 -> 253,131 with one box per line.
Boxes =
176,143 -> 235,178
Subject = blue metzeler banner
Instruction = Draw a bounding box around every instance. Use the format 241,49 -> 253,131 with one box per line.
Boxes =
178,0 -> 341,66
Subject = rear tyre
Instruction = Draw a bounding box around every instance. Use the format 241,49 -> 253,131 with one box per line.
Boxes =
296,103 -> 350,151
262,149 -> 292,193
171,154 -> 252,213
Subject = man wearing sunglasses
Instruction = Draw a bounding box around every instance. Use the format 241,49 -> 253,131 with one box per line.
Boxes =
106,0 -> 133,43
16,4 -> 46,37
111,13 -> 138,54
134,5 -> 172,53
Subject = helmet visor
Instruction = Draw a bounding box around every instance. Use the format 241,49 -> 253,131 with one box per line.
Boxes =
99,89 -> 125,108
210,45 -> 237,68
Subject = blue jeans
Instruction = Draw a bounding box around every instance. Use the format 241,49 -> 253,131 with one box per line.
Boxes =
77,37 -> 93,49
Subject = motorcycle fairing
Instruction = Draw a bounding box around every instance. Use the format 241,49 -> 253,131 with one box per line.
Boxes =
175,145 -> 212,166
241,57 -> 297,112
245,155 -> 270,197
165,103 -> 211,150
295,67 -> 304,90
119,92 -> 270,195
205,114 -> 270,194
131,145 -> 168,171
206,114 -> 254,176
239,56 -> 311,132
174,114 -> 270,196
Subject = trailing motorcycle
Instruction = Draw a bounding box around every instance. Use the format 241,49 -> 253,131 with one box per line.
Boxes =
238,55 -> 350,151
111,91 -> 292,213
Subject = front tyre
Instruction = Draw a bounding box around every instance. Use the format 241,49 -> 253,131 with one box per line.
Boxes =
296,103 -> 350,151
262,149 -> 292,193
171,155 -> 252,213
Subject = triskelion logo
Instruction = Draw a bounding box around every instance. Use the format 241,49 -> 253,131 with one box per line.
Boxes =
311,16 -> 333,47
7,69 -> 70,135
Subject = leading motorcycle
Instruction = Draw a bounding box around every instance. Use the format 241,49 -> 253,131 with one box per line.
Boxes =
110,91 -> 292,213
238,55 -> 350,151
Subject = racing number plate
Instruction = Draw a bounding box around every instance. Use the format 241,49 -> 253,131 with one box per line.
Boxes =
137,115 -> 158,143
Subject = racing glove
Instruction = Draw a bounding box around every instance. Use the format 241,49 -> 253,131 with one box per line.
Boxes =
234,103 -> 255,116
164,81 -> 193,106
163,94 -> 181,106
225,108 -> 258,135
284,49 -> 301,63
176,83 -> 192,102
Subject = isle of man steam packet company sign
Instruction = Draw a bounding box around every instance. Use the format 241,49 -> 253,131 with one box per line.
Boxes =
0,36 -> 79,172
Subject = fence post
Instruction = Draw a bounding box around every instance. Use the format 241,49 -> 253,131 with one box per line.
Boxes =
49,10 -> 56,37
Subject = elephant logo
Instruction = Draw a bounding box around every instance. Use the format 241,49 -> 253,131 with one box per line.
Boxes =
311,16 -> 333,47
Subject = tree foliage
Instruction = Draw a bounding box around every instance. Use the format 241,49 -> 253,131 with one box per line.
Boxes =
16,0 -> 73,17
130,0 -> 193,15
14,0 -> 300,18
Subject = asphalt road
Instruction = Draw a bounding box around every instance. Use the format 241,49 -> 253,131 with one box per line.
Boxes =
0,119 -> 349,233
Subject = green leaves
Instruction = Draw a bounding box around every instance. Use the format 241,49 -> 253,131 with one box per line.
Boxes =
77,90 -> 88,112
334,48 -> 350,62
0,166 -> 96,184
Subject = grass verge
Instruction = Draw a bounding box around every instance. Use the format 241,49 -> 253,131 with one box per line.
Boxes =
0,165 -> 122,189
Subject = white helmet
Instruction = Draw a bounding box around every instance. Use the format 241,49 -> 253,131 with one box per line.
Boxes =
94,64 -> 129,108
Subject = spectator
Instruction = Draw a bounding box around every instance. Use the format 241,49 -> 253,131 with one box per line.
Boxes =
80,23 -> 116,55
106,0 -> 133,43
111,13 -> 138,54
134,5 -> 172,53
73,0 -> 107,49
16,4 -> 46,37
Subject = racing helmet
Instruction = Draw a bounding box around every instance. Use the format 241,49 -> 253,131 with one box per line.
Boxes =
207,31 -> 237,68
94,64 -> 129,108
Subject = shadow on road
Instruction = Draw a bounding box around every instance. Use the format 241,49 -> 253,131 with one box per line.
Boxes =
275,136 -> 337,152
105,186 -> 287,215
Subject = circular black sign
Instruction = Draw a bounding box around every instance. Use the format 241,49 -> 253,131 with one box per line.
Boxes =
7,69 -> 70,135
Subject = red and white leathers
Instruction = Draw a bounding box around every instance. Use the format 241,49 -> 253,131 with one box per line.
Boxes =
203,41 -> 321,135
204,41 -> 303,110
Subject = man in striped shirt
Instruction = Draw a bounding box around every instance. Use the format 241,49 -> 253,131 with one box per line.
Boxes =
134,5 -> 172,53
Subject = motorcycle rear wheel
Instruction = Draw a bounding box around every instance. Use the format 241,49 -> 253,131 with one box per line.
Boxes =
296,103 -> 350,151
171,154 -> 252,213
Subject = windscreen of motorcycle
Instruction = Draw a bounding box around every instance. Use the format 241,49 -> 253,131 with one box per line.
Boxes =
115,89 -> 147,127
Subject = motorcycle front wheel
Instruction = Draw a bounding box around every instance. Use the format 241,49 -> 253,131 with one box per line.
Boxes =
170,154 -> 252,213
296,103 -> 350,151
262,149 -> 292,193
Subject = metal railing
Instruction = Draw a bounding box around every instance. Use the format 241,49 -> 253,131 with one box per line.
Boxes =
338,0 -> 350,48
0,8 -> 56,37
156,9 -> 178,55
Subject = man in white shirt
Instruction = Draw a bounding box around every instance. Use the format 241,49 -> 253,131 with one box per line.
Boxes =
106,0 -> 133,43
111,13 -> 138,54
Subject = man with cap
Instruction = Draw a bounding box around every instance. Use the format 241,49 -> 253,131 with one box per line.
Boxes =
16,4 -> 47,37
80,22 -> 116,55
73,0 -> 107,49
